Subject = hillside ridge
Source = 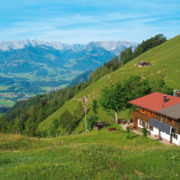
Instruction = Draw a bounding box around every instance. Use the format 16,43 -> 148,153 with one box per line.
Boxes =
38,35 -> 180,133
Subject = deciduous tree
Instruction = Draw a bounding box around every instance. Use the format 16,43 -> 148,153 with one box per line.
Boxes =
100,83 -> 126,123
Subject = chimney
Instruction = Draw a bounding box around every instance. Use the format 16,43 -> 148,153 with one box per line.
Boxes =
178,92 -> 180,97
162,104 -> 164,109
173,90 -> 177,97
173,90 -> 180,97
163,95 -> 167,102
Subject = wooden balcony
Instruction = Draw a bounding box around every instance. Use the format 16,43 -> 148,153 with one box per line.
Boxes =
155,115 -> 176,127
131,110 -> 151,123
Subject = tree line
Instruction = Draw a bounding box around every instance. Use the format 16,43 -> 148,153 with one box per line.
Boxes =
119,34 -> 166,67
0,82 -> 89,136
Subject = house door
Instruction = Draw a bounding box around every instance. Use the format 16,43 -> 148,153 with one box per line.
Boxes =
159,130 -> 161,139
170,134 -> 172,143
133,117 -> 138,128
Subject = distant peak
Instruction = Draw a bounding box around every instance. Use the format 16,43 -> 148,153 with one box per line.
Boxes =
0,40 -> 138,54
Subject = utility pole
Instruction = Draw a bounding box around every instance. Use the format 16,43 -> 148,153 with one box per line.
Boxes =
83,96 -> 87,132
85,108 -> 87,132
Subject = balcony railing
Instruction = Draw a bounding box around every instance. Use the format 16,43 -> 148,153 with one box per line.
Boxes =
132,110 -> 151,123
154,115 -> 176,127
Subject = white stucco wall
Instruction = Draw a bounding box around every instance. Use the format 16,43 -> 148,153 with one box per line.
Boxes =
137,119 -> 143,128
138,119 -> 149,128
160,131 -> 170,141
138,119 -> 159,135
172,134 -> 180,146
150,127 -> 159,135
137,119 -> 180,146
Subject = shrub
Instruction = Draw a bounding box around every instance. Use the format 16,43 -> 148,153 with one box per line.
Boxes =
126,126 -> 130,139
142,127 -> 148,137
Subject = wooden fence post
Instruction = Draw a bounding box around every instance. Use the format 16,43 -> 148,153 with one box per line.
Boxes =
26,134 -> 28,143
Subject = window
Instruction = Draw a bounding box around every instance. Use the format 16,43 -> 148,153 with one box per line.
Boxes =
172,128 -> 176,133
151,112 -> 154,117
173,134 -> 178,140
172,120 -> 175,126
142,121 -> 145,126
145,123 -> 149,129
139,120 -> 142,125
149,126 -> 153,131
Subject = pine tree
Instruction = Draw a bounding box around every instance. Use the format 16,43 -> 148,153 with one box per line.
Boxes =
24,118 -> 36,136
0,115 -> 6,132
48,119 -> 59,137
59,109 -> 74,134
14,117 -> 22,134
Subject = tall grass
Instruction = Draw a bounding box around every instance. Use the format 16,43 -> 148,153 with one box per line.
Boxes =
0,127 -> 180,179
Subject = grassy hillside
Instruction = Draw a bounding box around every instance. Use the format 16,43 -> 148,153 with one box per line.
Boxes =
1,126 -> 180,179
39,35 -> 180,133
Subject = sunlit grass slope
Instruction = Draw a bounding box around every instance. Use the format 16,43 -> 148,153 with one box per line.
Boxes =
1,126 -> 180,179
39,35 -> 180,133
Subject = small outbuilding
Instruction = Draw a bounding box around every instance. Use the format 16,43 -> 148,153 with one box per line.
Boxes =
94,123 -> 105,130
117,119 -> 127,124
138,61 -> 151,67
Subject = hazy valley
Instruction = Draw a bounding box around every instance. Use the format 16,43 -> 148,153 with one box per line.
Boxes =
0,40 -> 137,107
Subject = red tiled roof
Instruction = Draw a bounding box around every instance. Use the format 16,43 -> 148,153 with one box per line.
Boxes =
128,92 -> 180,112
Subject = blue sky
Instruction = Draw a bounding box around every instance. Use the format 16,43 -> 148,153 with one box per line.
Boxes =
0,0 -> 179,44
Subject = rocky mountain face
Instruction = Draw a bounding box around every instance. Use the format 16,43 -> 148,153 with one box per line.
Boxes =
85,41 -> 137,55
0,40 -> 138,72
0,40 -> 85,52
0,40 -> 138,55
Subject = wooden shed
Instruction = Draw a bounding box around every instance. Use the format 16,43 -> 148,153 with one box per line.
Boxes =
94,123 -> 105,130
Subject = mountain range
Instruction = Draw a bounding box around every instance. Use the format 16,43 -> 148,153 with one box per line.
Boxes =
0,40 -> 137,106
0,40 -> 137,55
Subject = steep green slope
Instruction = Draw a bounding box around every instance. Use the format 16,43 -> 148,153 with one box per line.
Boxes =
39,35 -> 180,133
1,127 -> 180,179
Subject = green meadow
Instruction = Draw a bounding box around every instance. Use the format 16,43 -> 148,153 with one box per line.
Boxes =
0,125 -> 180,179
0,99 -> 15,107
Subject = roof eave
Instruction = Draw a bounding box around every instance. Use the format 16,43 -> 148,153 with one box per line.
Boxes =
128,102 -> 158,113
129,102 -> 180,120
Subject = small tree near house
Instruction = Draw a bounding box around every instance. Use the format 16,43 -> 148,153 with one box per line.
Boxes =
100,83 -> 126,123
142,127 -> 148,137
